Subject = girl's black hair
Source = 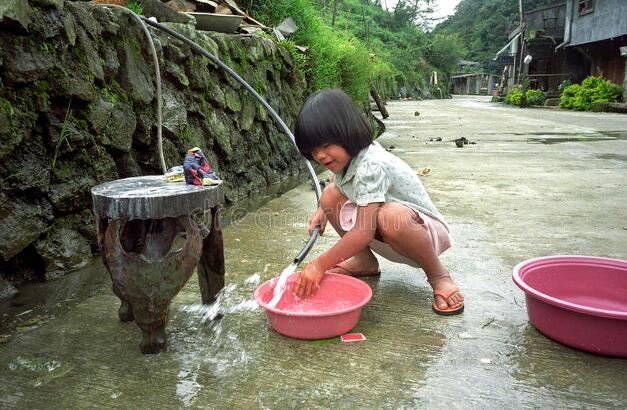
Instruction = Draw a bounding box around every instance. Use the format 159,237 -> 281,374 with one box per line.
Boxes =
294,88 -> 373,161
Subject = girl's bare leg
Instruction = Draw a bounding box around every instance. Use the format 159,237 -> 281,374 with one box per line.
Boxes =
318,184 -> 462,309
319,183 -> 379,272
377,202 -> 464,310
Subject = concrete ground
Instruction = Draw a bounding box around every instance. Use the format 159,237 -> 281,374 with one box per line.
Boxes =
1,96 -> 626,409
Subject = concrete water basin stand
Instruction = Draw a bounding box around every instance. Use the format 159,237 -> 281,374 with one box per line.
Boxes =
91,176 -> 225,354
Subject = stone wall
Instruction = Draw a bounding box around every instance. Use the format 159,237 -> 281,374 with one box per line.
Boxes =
0,0 -> 310,294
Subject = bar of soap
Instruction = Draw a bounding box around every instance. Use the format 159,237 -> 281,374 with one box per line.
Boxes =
341,333 -> 366,342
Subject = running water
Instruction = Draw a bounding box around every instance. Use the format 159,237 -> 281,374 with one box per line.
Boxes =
268,261 -> 297,308
173,276 -> 261,406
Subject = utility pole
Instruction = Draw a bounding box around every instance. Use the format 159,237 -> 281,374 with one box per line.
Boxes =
517,0 -> 525,84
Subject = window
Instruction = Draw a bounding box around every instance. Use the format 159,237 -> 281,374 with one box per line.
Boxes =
579,0 -> 594,16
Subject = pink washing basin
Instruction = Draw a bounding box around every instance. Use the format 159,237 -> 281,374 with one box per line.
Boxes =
254,273 -> 372,339
513,255 -> 627,357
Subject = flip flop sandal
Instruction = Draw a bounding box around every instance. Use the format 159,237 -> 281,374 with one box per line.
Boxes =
432,288 -> 464,315
326,264 -> 381,278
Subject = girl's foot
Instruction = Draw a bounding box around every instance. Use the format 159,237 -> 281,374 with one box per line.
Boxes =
327,248 -> 380,277
428,275 -> 464,313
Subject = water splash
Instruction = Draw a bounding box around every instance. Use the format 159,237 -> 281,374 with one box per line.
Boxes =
179,282 -> 260,324
173,278 -> 261,407
176,369 -> 201,407
268,262 -> 297,308
179,300 -> 221,323
8,356 -> 62,373
244,272 -> 261,285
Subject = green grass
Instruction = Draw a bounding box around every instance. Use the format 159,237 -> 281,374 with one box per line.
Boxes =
52,100 -> 74,169
248,0 -> 463,102
126,0 -> 143,15
251,0 -> 373,103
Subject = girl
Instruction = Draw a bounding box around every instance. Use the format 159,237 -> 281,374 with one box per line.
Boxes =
292,88 -> 464,315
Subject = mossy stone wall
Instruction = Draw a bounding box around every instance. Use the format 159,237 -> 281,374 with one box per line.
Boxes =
0,0 -> 308,292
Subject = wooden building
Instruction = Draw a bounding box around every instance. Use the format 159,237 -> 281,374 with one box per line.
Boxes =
558,0 -> 627,98
495,0 -> 627,97
450,73 -> 497,95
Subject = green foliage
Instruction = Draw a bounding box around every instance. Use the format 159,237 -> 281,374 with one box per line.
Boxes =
525,89 -> 546,106
53,161 -> 74,180
332,0 -> 447,96
558,79 -> 572,94
505,85 -> 522,105
248,0 -> 465,101
101,80 -> 129,106
126,0 -> 143,15
559,76 -> 623,111
250,0 -> 371,102
370,57 -> 396,100
102,87 -> 119,106
505,86 -> 546,106
428,32 -> 466,74
337,38 -> 371,102
0,96 -> 12,114
279,39 -> 308,74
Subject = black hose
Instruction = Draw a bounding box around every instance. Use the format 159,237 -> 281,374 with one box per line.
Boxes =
293,225 -> 320,265
138,16 -> 322,264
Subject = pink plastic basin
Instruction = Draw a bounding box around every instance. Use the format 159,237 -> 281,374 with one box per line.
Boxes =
513,255 -> 627,357
254,273 -> 373,339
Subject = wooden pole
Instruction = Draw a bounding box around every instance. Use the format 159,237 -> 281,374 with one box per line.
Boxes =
370,85 -> 389,118
517,0 -> 525,84
362,7 -> 367,41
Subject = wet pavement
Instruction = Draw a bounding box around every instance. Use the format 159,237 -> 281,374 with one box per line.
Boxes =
1,96 -> 626,408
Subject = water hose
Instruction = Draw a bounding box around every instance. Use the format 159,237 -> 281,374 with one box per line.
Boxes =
101,4 -> 166,174
99,5 -> 321,265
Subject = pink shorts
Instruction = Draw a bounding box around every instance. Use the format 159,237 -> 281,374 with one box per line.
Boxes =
339,200 -> 451,268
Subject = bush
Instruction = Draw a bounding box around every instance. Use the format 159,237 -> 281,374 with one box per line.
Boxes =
504,86 -> 546,107
560,76 -> 623,110
505,85 -> 523,105
525,89 -> 546,106
558,79 -> 572,94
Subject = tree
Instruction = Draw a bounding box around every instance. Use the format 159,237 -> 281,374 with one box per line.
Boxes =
392,0 -> 434,29
429,32 -> 466,74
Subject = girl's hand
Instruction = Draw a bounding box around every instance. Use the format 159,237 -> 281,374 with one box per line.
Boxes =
293,262 -> 325,298
308,207 -> 327,236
